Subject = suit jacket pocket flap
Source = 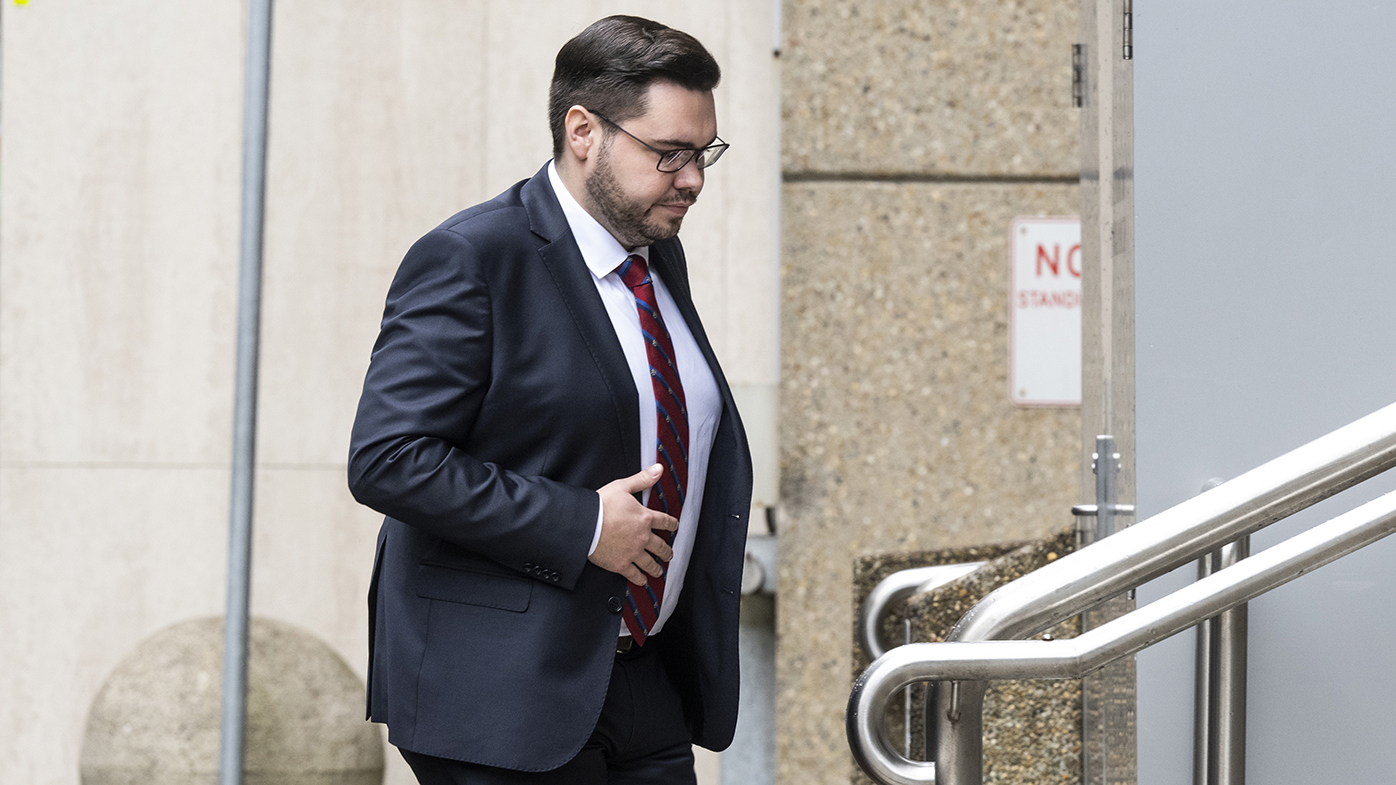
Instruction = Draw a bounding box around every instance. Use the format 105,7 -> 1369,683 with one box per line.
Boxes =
416,563 -> 532,612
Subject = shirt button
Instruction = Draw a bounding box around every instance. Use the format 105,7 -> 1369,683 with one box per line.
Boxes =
607,596 -> 624,614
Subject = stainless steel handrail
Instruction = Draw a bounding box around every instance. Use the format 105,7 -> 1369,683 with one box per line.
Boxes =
851,490 -> 1396,785
860,563 -> 985,661
847,401 -> 1396,785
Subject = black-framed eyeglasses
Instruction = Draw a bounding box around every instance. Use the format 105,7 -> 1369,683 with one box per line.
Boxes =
590,110 -> 729,173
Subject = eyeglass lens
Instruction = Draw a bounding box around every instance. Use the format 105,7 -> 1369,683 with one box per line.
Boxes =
658,144 -> 726,173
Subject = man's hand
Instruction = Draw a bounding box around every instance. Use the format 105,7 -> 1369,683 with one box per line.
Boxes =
590,464 -> 677,585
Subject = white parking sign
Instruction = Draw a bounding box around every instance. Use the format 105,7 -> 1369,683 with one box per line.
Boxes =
1009,217 -> 1081,406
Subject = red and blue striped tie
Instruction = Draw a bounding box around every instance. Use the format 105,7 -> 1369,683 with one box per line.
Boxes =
618,254 -> 689,645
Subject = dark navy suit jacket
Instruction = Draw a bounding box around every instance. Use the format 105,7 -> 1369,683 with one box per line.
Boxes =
347,163 -> 753,772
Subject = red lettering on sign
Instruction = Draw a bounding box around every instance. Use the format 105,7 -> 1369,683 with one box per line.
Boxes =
1017,290 -> 1081,309
1036,243 -> 1082,278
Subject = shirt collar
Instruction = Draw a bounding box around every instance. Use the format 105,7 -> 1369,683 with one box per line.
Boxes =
547,160 -> 648,280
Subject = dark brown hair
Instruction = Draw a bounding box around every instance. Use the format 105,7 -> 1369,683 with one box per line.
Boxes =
548,16 -> 721,158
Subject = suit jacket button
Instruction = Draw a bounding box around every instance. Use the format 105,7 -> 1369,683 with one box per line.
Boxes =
607,596 -> 624,614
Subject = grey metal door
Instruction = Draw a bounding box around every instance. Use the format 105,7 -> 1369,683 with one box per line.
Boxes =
1133,2 -> 1396,783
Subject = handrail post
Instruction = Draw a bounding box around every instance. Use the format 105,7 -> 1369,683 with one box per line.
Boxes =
931,680 -> 986,785
1194,533 -> 1249,785
1210,537 -> 1248,785
1192,550 -> 1216,785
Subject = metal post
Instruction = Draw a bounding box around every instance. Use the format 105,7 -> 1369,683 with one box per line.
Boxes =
1095,435 -> 1120,542
1210,536 -> 1249,785
904,620 -> 913,757
1069,435 -> 1135,785
219,2 -> 274,785
1193,550 -> 1216,785
1193,478 -> 1225,785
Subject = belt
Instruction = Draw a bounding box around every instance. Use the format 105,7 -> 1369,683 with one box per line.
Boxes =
615,635 -> 660,657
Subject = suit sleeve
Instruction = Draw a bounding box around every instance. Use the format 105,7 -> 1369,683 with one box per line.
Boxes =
347,228 -> 598,590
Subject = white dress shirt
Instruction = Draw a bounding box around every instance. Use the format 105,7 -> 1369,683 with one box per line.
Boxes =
547,161 -> 721,638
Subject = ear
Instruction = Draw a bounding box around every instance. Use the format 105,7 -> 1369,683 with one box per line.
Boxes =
562,106 -> 600,166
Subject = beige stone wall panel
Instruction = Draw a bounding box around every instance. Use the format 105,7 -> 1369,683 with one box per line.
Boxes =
776,181 -> 1080,784
782,0 -> 1079,177
249,467 -> 385,675
0,1 -> 244,465
259,0 -> 491,465
0,466 -> 230,784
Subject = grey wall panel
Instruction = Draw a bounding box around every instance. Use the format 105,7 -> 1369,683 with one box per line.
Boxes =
1134,2 -> 1396,784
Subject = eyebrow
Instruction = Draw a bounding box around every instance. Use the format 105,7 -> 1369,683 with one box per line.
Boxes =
651,133 -> 721,150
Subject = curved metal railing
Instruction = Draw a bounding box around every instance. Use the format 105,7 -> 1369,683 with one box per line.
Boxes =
847,401 -> 1396,785
860,563 -> 985,662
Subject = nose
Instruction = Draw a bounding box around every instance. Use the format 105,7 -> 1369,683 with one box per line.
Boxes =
673,156 -> 704,192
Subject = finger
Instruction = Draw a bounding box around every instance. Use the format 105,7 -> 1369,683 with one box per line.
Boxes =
646,512 -> 679,532
635,555 -> 664,579
620,464 -> 664,493
622,564 -> 647,585
646,537 -> 674,563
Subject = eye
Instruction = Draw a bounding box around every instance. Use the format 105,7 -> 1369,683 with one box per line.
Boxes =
661,150 -> 690,166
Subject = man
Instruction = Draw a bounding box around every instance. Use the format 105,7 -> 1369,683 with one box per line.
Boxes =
348,15 -> 753,785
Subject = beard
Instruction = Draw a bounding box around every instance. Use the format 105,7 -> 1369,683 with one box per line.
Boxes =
584,144 -> 697,250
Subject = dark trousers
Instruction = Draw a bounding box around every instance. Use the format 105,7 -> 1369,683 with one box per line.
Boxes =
399,642 -> 696,785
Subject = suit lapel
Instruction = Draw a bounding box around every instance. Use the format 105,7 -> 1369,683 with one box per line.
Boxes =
523,166 -> 641,467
